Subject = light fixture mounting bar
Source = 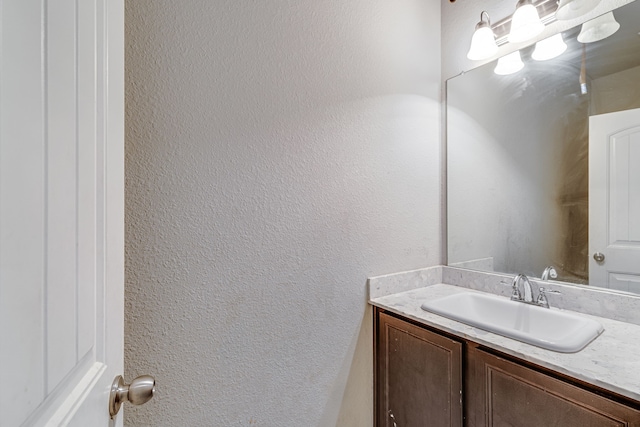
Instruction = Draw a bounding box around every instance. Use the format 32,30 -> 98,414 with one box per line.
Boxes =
492,0 -> 559,45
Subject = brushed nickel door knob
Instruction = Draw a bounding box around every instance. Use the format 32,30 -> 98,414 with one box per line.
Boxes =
593,252 -> 605,263
109,375 -> 155,418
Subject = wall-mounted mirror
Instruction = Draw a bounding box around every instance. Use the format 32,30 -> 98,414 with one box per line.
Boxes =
447,0 -> 640,293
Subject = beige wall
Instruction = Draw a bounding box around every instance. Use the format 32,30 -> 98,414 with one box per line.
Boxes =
592,65 -> 640,115
124,0 -> 441,425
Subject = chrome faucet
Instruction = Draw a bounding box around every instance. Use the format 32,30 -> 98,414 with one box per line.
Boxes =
511,274 -> 535,303
541,266 -> 558,281
508,274 -> 561,308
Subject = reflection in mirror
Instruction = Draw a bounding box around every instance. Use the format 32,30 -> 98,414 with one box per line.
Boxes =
447,0 -> 640,294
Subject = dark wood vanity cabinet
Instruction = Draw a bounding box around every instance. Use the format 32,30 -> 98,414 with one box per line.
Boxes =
466,346 -> 640,427
375,309 -> 640,427
376,312 -> 463,427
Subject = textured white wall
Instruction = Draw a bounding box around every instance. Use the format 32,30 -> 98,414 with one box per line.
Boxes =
124,1 -> 441,426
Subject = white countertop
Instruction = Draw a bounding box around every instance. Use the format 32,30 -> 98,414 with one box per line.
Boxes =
370,283 -> 640,402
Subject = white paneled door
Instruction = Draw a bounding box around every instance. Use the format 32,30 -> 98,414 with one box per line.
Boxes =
589,108 -> 640,293
0,0 -> 125,425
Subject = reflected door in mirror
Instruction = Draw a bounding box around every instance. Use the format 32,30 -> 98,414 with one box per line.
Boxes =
589,107 -> 640,292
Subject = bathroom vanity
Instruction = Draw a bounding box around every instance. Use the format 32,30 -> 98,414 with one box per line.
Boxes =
376,311 -> 640,426
412,0 -> 640,423
370,267 -> 640,426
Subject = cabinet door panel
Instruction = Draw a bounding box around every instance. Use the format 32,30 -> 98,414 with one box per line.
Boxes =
377,312 -> 463,427
468,348 -> 640,427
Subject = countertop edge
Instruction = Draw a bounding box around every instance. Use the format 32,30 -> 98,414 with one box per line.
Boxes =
370,283 -> 640,404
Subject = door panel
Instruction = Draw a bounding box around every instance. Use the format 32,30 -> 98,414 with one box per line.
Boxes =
609,272 -> 640,294
77,0 -> 99,361
589,108 -> 640,290
0,2 -> 47,424
0,0 -> 124,425
46,0 -> 81,384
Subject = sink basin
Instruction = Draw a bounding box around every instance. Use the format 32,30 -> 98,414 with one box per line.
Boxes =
421,292 -> 604,353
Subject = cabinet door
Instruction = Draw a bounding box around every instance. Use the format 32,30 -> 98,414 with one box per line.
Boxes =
376,312 -> 463,427
467,347 -> 640,427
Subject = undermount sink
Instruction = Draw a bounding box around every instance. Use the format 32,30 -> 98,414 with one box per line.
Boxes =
420,292 -> 604,353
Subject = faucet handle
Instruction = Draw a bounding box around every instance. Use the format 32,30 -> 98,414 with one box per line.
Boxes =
537,287 -> 561,308
500,279 -> 521,301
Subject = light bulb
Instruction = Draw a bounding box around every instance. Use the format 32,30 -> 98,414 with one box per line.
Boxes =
494,51 -> 525,75
556,0 -> 601,21
532,33 -> 567,61
509,0 -> 545,43
577,12 -> 620,43
467,12 -> 498,61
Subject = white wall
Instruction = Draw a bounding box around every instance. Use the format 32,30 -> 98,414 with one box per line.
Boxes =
124,1 -> 441,426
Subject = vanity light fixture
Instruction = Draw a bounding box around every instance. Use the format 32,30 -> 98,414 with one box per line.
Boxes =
508,0 -> 545,43
494,50 -> 525,75
467,11 -> 499,60
556,0 -> 601,21
532,33 -> 567,60
577,12 -> 620,43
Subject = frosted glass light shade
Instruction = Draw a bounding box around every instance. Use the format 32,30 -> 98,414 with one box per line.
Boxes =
508,1 -> 545,43
467,24 -> 498,60
532,33 -> 568,60
494,51 -> 525,75
577,12 -> 620,43
556,0 -> 601,20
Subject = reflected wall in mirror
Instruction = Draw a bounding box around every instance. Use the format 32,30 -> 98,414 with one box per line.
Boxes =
447,0 -> 640,293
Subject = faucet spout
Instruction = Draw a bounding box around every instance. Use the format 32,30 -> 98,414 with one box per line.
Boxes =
508,273 -> 561,308
541,266 -> 558,281
512,274 -> 534,303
